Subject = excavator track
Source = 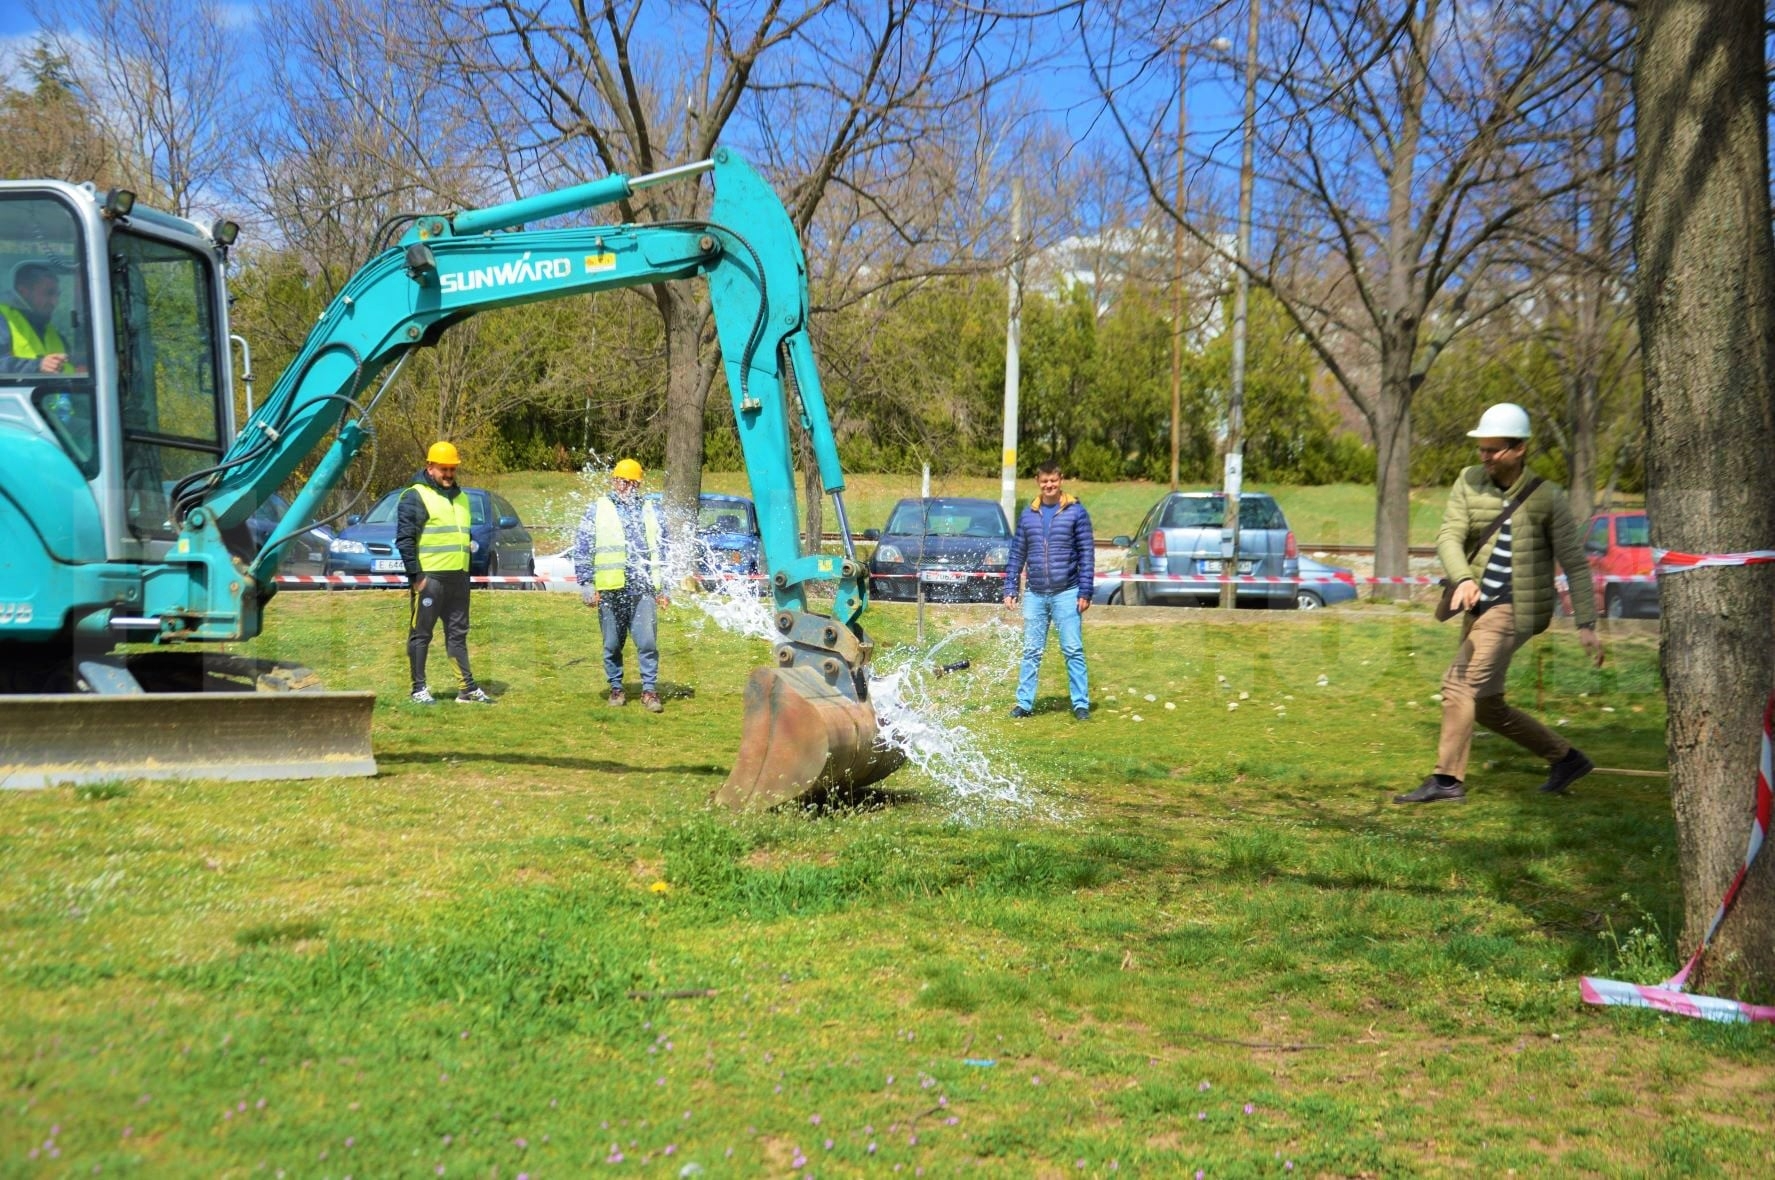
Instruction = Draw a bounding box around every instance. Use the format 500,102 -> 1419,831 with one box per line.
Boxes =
0,654 -> 375,789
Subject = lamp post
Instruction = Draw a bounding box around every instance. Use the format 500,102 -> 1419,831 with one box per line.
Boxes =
1171,35 -> 1232,493
1000,179 -> 1024,530
1220,1 -> 1260,610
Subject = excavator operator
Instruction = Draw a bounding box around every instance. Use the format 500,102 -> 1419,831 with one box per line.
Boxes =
395,440 -> 495,705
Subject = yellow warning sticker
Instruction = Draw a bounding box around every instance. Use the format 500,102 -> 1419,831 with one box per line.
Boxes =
584,253 -> 617,273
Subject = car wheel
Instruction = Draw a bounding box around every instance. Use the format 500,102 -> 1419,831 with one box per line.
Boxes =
1108,587 -> 1124,607
1605,587 -> 1625,619
1296,589 -> 1324,610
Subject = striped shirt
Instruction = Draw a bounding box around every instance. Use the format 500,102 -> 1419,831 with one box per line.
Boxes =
1479,518 -> 1514,607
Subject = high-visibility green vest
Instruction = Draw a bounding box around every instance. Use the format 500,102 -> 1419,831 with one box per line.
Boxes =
411,483 -> 471,572
1,305 -> 66,364
590,495 -> 664,591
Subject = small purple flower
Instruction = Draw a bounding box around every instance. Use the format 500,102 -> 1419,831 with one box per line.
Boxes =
436,1167 -> 445,1176
442,1134 -> 452,1146
824,1138 -> 834,1150
224,1110 -> 233,1120
657,1077 -> 666,1087
1198,1080 -> 1211,1092
938,1096 -> 948,1107
810,1114 -> 821,1126
868,1143 -> 877,1154
792,1153 -> 807,1168
945,1117 -> 958,1126
1031,1076 -> 1041,1086
460,1031 -> 469,1040
1197,1112 -> 1206,1121
1285,1164 -> 1294,1172
1077,1161 -> 1087,1170
513,1137 -> 527,1149
606,1149 -> 624,1164
908,1134 -> 918,1146
344,1137 -> 355,1148
886,1074 -> 895,1085
1196,1171 -> 1205,1180
256,1098 -> 267,1110
1244,1103 -> 1254,1115
238,1101 -> 247,1112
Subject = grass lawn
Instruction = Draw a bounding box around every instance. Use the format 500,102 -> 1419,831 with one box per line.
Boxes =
4,593 -> 1771,1176
481,471 -> 1453,552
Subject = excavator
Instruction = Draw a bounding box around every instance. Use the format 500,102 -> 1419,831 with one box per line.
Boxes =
0,148 -> 900,805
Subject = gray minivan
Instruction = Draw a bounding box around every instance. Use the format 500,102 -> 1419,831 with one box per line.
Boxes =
1115,492 -> 1298,608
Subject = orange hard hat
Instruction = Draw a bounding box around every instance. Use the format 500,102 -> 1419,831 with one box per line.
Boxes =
427,441 -> 461,466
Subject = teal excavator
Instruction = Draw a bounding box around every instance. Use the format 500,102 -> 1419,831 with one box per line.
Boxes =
0,149 -> 900,804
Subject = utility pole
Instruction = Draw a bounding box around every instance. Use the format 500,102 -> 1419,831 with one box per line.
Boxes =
1000,179 -> 1024,530
1221,1 -> 1259,609
1170,46 -> 1188,492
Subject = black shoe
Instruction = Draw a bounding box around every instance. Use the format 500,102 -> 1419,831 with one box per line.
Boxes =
1073,706 -> 1090,720
1538,748 -> 1595,794
1394,776 -> 1466,804
1009,705 -> 1032,718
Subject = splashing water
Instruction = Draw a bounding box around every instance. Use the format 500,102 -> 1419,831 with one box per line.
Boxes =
867,620 -> 1051,820
543,460 -> 1045,816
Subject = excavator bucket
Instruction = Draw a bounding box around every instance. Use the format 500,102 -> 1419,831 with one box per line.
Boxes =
0,655 -> 376,790
714,612 -> 903,810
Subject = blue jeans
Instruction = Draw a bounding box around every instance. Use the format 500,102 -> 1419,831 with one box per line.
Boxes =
600,591 -> 659,692
1017,590 -> 1088,711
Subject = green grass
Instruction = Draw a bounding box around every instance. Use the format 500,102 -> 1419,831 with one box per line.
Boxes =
4,593 -> 1771,1176
482,470 -> 1452,550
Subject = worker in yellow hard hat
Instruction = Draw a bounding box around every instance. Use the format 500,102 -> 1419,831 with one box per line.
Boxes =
394,440 -> 494,705
573,457 -> 669,711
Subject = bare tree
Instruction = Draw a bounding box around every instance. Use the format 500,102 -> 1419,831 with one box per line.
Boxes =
1089,0 -> 1623,585
34,0 -> 245,217
421,0 -> 1035,519
1637,0 -> 1775,991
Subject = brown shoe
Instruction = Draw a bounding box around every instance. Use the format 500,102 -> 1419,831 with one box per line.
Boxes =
608,688 -> 626,706
642,691 -> 664,714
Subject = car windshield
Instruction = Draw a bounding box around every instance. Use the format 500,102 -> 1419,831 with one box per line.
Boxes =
1161,495 -> 1284,530
886,500 -> 1007,538
699,502 -> 755,533
1616,514 -> 1649,547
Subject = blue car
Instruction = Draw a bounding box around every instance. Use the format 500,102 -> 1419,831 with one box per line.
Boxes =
324,486 -> 535,580
867,497 -> 1012,603
1093,555 -> 1357,609
692,493 -> 763,586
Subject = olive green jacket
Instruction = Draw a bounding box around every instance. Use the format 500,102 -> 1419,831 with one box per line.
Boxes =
1436,466 -> 1598,639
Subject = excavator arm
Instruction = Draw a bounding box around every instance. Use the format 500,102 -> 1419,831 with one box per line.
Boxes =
163,148 -> 897,805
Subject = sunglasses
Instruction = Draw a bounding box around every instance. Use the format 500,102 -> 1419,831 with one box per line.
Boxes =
1477,444 -> 1520,458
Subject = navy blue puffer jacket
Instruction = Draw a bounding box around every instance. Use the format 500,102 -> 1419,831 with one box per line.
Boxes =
1003,496 -> 1094,599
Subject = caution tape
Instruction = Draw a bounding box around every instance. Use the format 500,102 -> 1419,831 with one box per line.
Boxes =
1580,692 -> 1775,1025
1654,548 -> 1775,574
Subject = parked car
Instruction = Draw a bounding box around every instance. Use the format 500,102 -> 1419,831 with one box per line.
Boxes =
1294,556 -> 1358,609
535,493 -> 763,592
246,493 -> 334,576
1583,509 -> 1659,619
867,497 -> 1011,603
325,486 -> 534,580
1094,556 -> 1354,610
1114,492 -> 1299,608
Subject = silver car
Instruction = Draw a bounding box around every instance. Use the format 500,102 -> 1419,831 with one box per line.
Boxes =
1115,492 -> 1299,608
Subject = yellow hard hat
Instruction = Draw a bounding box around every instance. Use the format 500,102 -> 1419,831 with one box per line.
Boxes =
427,441 -> 461,466
612,458 -> 644,482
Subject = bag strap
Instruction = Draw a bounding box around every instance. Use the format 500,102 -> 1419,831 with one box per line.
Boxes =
1464,476 -> 1544,562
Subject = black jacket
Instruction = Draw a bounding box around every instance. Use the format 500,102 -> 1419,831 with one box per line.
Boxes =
395,471 -> 466,580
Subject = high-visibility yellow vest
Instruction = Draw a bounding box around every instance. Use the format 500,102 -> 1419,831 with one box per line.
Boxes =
590,495 -> 664,591
411,483 -> 471,572
1,305 -> 66,364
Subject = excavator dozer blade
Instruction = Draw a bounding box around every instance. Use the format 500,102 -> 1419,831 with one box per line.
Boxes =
0,691 -> 377,789
715,664 -> 904,810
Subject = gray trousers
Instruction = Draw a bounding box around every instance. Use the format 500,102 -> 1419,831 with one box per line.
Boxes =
600,591 -> 658,692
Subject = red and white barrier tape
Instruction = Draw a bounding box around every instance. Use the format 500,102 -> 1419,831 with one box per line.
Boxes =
1581,692 -> 1775,1024
1654,548 -> 1775,574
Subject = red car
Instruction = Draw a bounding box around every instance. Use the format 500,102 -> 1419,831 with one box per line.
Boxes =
1582,510 -> 1659,619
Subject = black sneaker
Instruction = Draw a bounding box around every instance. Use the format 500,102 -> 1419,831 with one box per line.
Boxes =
1008,705 -> 1032,718
1073,706 -> 1090,720
1393,776 -> 1466,804
1538,748 -> 1595,794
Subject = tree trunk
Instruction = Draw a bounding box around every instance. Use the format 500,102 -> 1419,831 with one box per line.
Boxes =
1637,0 -> 1775,991
1566,366 -> 1599,524
1369,352 -> 1415,600
657,284 -> 707,523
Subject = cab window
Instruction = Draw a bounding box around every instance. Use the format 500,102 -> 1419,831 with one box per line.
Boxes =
112,231 -> 225,537
1616,514 -> 1649,547
1,194 -> 96,471
1586,517 -> 1610,553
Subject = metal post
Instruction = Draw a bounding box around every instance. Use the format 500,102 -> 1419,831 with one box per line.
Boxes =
1221,1 -> 1259,610
999,180 -> 1024,530
1170,46 -> 1188,493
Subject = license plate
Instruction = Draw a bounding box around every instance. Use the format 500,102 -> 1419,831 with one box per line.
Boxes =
371,558 -> 404,572
920,570 -> 965,584
1199,560 -> 1256,575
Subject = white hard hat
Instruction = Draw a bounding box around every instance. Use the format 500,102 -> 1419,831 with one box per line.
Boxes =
1467,402 -> 1532,439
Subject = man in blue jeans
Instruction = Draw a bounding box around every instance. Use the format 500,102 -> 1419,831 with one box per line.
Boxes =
1002,460 -> 1094,719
